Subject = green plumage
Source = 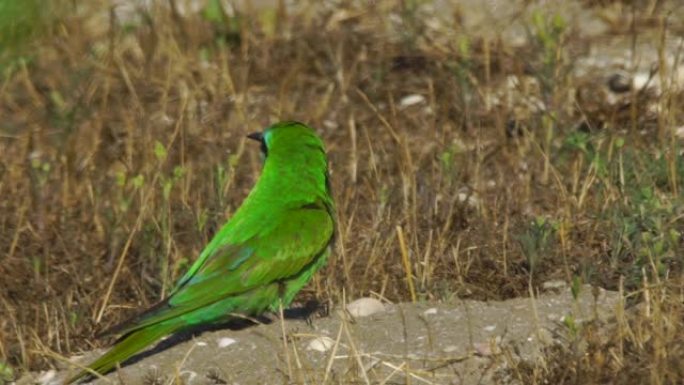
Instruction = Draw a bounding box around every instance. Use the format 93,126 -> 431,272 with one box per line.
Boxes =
67,122 -> 334,383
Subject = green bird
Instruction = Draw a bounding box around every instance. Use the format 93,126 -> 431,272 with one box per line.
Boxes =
67,121 -> 335,383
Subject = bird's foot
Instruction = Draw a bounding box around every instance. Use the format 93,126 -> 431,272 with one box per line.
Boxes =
302,299 -> 329,328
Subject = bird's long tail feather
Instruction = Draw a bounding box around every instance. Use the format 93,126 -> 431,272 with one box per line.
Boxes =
66,322 -> 178,384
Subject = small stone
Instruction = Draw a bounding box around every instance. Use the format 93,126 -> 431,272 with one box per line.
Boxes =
423,307 -> 438,316
150,111 -> 175,127
542,280 -> 567,291
217,337 -> 237,348
307,336 -> 336,352
37,370 -> 57,385
633,72 -> 655,91
195,341 -> 208,347
675,126 -> 684,140
457,192 -> 479,207
473,337 -> 501,356
607,72 -> 631,93
399,94 -> 426,108
346,297 -> 385,317
323,120 -> 339,129
483,325 -> 496,332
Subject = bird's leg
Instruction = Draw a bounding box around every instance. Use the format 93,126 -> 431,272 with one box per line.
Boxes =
255,313 -> 279,325
302,299 -> 329,328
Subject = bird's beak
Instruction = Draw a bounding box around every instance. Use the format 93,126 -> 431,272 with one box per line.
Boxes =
247,132 -> 263,142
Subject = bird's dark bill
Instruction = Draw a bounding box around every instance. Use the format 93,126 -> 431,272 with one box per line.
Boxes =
247,132 -> 263,142
247,131 -> 268,157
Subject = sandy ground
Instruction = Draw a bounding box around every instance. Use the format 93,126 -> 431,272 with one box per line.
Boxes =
19,285 -> 620,385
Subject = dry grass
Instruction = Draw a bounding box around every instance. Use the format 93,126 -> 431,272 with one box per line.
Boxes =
508,280 -> 684,384
0,0 -> 683,383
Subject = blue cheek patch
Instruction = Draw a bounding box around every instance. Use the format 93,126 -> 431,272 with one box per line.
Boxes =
263,130 -> 273,145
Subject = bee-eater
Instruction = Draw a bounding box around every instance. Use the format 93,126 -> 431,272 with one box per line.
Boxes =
67,121 -> 335,383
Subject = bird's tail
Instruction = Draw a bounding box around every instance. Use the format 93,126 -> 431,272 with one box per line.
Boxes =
65,322 -> 178,384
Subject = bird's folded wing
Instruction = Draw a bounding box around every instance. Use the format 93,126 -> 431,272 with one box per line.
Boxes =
111,202 -> 333,336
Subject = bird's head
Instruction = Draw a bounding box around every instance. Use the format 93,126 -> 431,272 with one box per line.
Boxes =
247,121 -> 332,203
247,121 -> 326,160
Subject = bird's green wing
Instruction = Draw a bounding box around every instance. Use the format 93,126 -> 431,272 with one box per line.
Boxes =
112,199 -> 333,336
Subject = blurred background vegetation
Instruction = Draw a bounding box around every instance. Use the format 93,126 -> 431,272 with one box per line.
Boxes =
0,0 -> 683,383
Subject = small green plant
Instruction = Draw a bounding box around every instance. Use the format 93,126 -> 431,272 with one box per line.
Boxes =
570,275 -> 582,300
562,313 -> 578,339
445,35 -> 475,116
561,131 -> 608,176
438,141 -> 465,183
202,0 -> 225,24
29,156 -> 51,188
0,360 -> 14,384
201,0 -> 242,47
528,10 -> 568,99
516,216 -> 558,274
526,10 -> 570,183
604,146 -> 683,287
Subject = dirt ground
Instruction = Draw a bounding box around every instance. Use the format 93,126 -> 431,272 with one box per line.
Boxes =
2,0 -> 683,384
18,285 -> 619,385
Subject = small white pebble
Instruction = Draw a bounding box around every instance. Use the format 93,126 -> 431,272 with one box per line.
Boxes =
542,280 -> 567,291
307,336 -> 336,352
474,338 -> 501,356
151,112 -> 174,127
483,325 -> 496,332
473,342 -> 492,356
346,297 -> 385,317
399,94 -> 426,108
217,337 -> 237,348
675,125 -> 684,139
37,370 -> 57,385
323,120 -> 339,129
423,307 -> 438,316
633,72 -> 655,91
457,192 -> 479,207
195,341 -> 208,347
